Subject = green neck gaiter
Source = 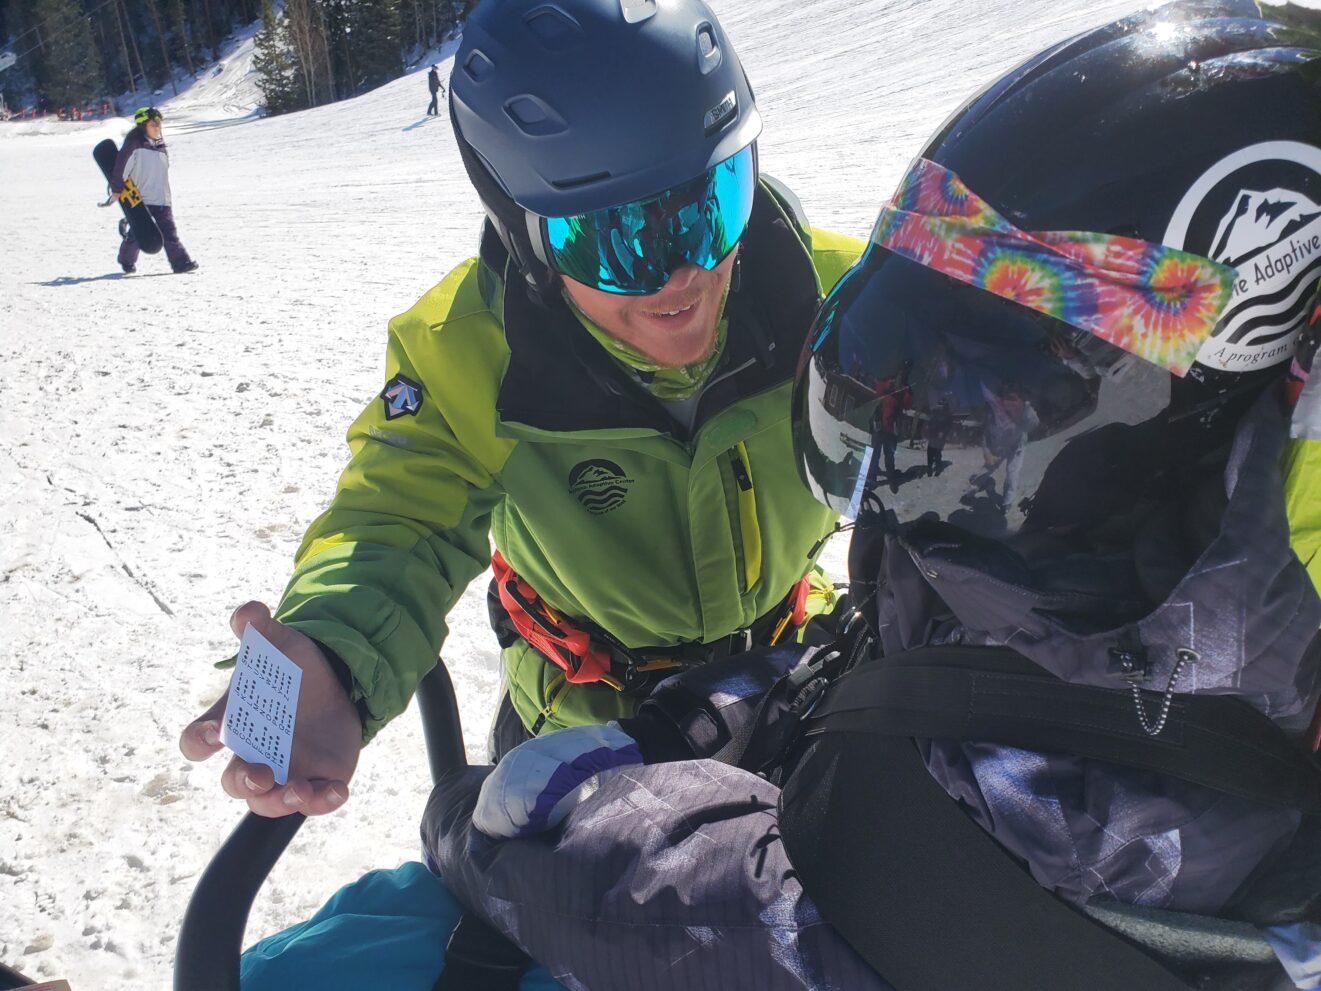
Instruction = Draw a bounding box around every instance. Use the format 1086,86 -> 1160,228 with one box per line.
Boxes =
565,295 -> 729,402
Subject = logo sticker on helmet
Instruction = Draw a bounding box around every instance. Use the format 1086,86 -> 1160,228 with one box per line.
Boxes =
380,373 -> 423,420
568,459 -> 634,514
1165,141 -> 1321,373
704,91 -> 736,135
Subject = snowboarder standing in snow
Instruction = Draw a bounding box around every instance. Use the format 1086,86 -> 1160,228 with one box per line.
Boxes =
426,64 -> 444,116
111,106 -> 198,275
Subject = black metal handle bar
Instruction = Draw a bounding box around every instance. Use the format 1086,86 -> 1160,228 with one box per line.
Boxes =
173,662 -> 467,991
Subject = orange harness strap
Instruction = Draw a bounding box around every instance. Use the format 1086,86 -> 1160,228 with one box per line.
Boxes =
491,551 -> 613,684
493,552 -> 816,686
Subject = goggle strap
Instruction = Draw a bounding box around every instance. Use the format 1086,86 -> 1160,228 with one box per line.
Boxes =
875,159 -> 1235,377
526,212 -> 552,269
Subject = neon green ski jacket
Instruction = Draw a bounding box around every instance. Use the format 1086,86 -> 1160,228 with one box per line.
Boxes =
274,183 -> 864,741
1285,436 -> 1320,590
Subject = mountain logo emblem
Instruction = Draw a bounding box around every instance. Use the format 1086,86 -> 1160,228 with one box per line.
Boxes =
380,373 -> 424,420
1165,141 -> 1321,373
568,459 -> 634,515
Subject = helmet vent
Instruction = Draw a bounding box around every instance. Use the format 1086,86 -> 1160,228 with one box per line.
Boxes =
503,95 -> 568,136
551,171 -> 611,190
524,6 -> 583,51
696,23 -> 722,74
463,50 -> 495,82
620,0 -> 657,24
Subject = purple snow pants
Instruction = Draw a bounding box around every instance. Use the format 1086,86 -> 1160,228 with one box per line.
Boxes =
119,204 -> 193,271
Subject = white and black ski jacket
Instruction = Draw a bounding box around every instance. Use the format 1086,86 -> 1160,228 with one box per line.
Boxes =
110,128 -> 172,207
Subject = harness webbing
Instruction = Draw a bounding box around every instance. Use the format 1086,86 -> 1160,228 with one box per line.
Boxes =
433,912 -> 528,991
778,644 -> 1321,991
492,550 -> 615,686
490,550 -> 816,693
805,646 -> 1321,814
779,726 -> 1197,991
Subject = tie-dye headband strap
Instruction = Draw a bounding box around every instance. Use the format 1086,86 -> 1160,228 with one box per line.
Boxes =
872,158 -> 1236,377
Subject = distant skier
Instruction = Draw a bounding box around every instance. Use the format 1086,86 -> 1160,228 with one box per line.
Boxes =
426,65 -> 444,116
925,398 -> 952,475
968,381 -> 1039,512
111,106 -> 198,274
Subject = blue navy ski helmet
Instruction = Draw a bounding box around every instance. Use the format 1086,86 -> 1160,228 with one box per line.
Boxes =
450,0 -> 762,294
794,0 -> 1321,541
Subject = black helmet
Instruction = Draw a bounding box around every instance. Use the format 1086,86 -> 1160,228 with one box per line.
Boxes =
450,0 -> 761,291
795,0 -> 1321,543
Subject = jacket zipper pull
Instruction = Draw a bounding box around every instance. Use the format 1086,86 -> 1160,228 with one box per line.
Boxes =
731,451 -> 753,491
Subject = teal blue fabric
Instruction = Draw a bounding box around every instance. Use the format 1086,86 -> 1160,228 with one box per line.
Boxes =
240,861 -> 566,990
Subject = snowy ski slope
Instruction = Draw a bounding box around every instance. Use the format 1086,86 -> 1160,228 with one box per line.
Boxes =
0,0 -> 1260,984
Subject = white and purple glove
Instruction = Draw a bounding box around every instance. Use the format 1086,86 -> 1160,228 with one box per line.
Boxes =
473,721 -> 644,840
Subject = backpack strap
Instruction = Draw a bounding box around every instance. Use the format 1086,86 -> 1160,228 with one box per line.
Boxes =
434,912 -> 528,991
806,645 -> 1321,813
759,172 -> 813,254
779,721 -> 1197,991
778,643 -> 1321,991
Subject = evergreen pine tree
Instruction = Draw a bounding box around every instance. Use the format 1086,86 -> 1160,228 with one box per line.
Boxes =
31,0 -> 104,108
285,0 -> 334,106
347,0 -> 400,93
252,0 -> 298,114
170,0 -> 196,77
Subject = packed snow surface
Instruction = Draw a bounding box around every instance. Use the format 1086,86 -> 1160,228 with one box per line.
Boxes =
0,0 -> 1275,985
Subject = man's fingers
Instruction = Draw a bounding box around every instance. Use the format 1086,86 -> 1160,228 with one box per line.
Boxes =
243,782 -> 306,818
297,780 -> 349,817
245,780 -> 349,818
229,600 -> 274,640
179,696 -> 227,761
178,718 -> 223,761
220,755 -> 275,801
216,755 -> 349,817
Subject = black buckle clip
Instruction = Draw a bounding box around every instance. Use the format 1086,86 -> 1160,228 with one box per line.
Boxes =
1107,645 -> 1151,683
443,913 -> 528,974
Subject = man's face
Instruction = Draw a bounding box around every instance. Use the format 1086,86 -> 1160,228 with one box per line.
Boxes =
561,248 -> 738,368
146,119 -> 162,139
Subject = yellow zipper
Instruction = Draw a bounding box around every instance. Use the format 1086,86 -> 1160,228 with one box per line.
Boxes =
730,441 -> 762,591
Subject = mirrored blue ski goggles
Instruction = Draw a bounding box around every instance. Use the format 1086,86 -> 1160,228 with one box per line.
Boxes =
543,144 -> 757,295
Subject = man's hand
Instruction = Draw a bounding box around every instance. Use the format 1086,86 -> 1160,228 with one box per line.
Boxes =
180,601 -> 363,817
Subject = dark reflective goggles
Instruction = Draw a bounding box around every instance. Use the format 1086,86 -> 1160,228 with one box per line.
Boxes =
543,144 -> 756,295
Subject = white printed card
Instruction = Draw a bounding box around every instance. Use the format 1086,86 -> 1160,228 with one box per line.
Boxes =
220,624 -> 301,785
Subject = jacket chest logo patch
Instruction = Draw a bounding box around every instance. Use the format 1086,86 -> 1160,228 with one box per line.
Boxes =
380,373 -> 423,420
568,459 -> 634,514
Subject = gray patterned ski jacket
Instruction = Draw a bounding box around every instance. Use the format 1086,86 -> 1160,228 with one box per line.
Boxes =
110,127 -> 172,207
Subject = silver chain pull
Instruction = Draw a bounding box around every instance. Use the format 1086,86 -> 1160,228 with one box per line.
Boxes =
1129,648 -> 1199,737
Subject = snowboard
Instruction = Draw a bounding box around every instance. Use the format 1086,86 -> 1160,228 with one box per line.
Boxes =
93,138 -> 163,254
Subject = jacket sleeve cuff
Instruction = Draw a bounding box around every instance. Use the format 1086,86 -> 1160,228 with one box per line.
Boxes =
276,611 -> 435,745
311,639 -> 371,735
